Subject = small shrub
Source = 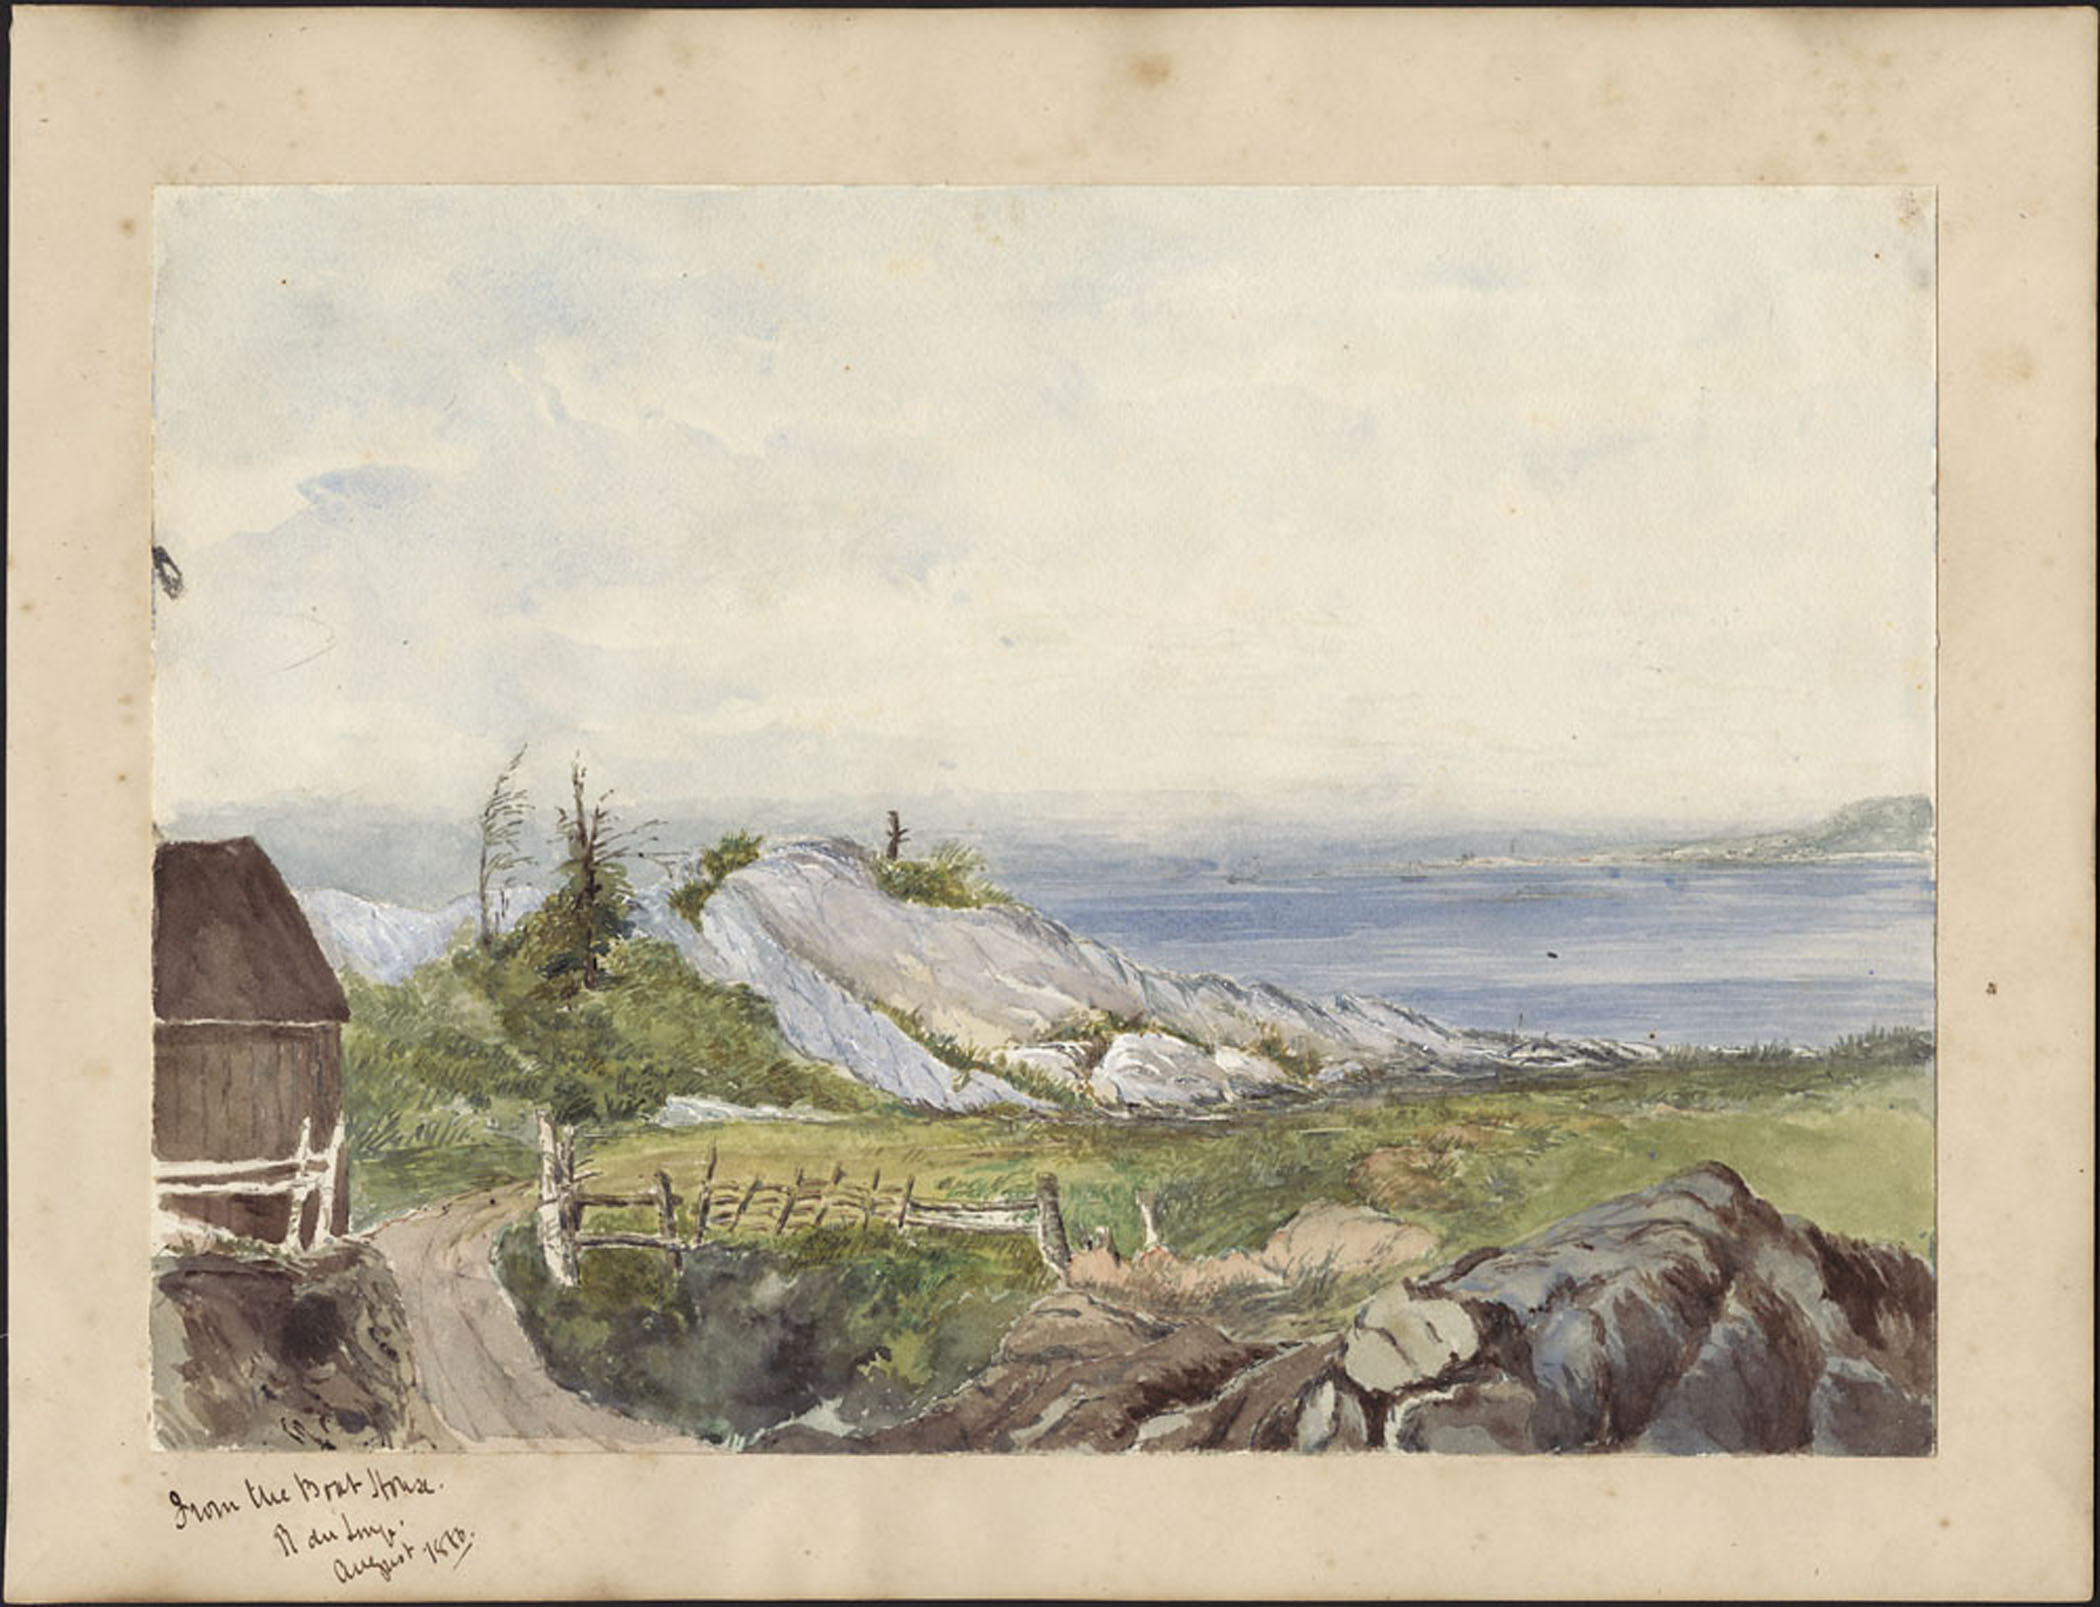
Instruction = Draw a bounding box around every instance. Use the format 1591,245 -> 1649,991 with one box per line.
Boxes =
1830,1025 -> 1935,1066
1041,1010 -> 1145,1068
496,1222 -> 1047,1442
1038,1009 -> 1210,1065
873,841 -> 1014,909
1250,1024 -> 1324,1084
989,1055 -> 1094,1112
669,829 -> 766,929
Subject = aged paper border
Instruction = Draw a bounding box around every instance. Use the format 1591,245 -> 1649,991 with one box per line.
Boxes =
8,8 -> 2093,1600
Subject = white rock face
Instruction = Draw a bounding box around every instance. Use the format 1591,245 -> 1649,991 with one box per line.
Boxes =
692,871 -> 1044,1113
625,891 -> 734,980
295,887 -> 549,983
663,837 -> 1653,1112
1090,1033 -> 1231,1110
653,1096 -> 842,1126
1087,1034 -> 1297,1111
296,889 -> 480,982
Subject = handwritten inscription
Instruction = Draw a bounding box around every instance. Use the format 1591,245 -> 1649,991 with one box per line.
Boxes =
166,1466 -> 472,1585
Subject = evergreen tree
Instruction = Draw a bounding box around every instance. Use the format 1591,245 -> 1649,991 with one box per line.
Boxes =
530,760 -> 656,991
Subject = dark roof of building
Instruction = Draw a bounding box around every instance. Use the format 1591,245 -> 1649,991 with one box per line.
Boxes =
153,837 -> 350,1023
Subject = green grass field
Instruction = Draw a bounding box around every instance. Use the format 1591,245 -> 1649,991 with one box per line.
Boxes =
572,1045 -> 1935,1270
477,1043 -> 1932,1439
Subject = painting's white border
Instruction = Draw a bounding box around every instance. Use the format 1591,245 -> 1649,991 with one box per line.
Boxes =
8,9 -> 2094,1600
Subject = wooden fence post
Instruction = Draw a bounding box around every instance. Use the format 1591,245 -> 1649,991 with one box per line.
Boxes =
775,1167 -> 805,1234
1034,1172 -> 1071,1279
896,1176 -> 915,1230
693,1143 -> 718,1248
535,1111 -> 579,1287
654,1171 -> 679,1268
812,1161 -> 846,1228
728,1175 -> 761,1233
557,1125 -> 582,1236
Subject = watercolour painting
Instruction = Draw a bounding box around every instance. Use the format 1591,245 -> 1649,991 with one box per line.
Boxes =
148,185 -> 1938,1458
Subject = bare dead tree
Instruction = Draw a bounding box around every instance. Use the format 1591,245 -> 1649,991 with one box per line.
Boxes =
476,745 -> 532,952
885,810 -> 909,861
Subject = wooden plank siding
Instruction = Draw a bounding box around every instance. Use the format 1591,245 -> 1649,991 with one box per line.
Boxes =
152,839 -> 353,1251
153,1022 -> 337,1159
153,1021 -> 345,1247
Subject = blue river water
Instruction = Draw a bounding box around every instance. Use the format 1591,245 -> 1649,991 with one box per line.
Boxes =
1005,860 -> 1935,1049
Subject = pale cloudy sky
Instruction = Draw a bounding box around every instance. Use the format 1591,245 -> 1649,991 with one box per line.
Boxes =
153,186 -> 1934,840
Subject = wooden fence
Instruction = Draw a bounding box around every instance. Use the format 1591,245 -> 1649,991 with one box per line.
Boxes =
533,1114 -> 1070,1287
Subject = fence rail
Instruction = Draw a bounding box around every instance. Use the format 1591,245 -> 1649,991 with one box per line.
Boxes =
532,1114 -> 1068,1287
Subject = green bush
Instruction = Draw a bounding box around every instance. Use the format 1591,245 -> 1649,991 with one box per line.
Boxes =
1249,1024 -> 1325,1084
1038,1009 -> 1212,1064
989,1056 -> 1094,1112
342,933 -> 876,1169
496,1222 -> 1048,1443
668,829 -> 766,929
873,840 -> 1014,909
1041,1010 -> 1146,1069
1830,1025 -> 1935,1066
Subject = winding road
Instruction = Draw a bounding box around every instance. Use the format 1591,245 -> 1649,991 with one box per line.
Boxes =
371,1186 -> 707,1452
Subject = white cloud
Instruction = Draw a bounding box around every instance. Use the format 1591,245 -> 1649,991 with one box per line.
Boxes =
152,186 -> 1935,833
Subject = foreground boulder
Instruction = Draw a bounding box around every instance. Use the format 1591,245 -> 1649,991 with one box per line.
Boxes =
153,1237 -> 456,1451
1385,1161 -> 1936,1454
761,1164 -> 1934,1455
1232,1162 -> 1934,1455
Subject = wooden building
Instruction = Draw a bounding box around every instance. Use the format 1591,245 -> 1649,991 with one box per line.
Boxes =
153,837 -> 351,1247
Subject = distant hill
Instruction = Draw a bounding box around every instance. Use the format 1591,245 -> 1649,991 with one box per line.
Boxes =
1633,795 -> 1934,864
295,887 -> 544,983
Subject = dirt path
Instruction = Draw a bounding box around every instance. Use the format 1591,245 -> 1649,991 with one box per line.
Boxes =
371,1186 -> 707,1452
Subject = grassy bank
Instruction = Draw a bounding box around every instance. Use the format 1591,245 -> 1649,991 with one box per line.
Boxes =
576,1043 -> 1935,1269
340,932 -> 879,1229
496,1221 -> 1050,1444
481,1039 -> 1931,1441
350,1138 -> 538,1230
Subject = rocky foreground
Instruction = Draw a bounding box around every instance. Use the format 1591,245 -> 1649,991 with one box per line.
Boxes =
153,1238 -> 456,1451
755,1163 -> 1934,1456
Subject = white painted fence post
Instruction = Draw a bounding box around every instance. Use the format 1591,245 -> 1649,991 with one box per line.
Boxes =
536,1110 -> 579,1286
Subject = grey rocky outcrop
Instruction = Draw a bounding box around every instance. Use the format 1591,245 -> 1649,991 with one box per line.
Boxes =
650,838 -> 1655,1112
763,1165 -> 1934,1456
1306,1162 -> 1936,1455
1392,1161 -> 1936,1454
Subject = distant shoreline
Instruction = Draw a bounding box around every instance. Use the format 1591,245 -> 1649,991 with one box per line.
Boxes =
1407,848 -> 1932,872
1216,850 -> 1935,883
